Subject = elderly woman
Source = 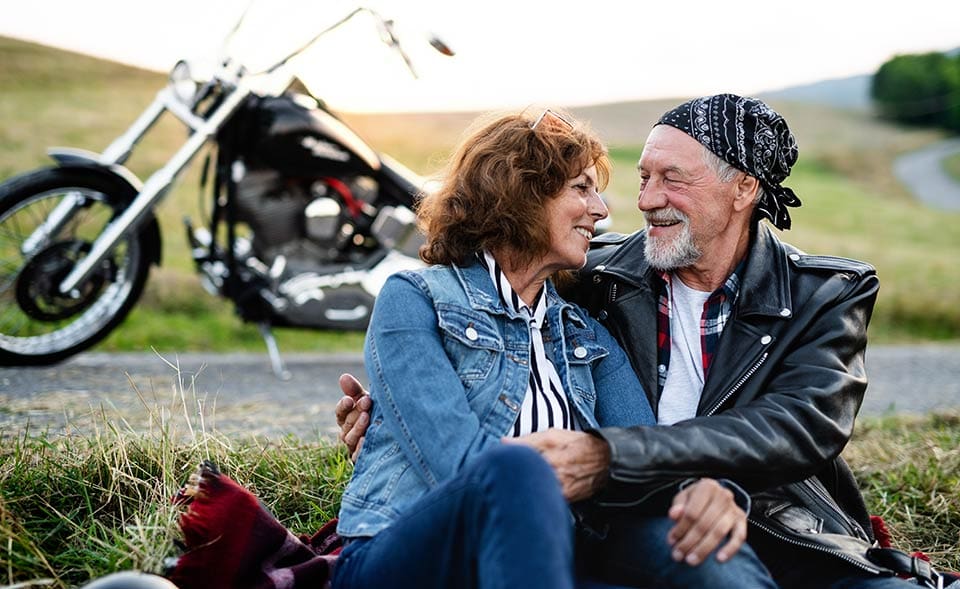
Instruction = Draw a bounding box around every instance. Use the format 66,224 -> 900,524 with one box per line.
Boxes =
331,110 -> 740,589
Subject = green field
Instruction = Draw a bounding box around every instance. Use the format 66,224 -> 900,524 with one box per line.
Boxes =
945,151 -> 960,182
2,36 -> 959,354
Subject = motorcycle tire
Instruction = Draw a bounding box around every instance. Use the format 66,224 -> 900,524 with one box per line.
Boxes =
0,167 -> 156,366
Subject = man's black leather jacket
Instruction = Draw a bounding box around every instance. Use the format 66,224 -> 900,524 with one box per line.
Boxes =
568,224 -> 889,574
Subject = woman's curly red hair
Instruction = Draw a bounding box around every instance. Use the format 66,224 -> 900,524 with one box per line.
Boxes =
416,109 -> 609,268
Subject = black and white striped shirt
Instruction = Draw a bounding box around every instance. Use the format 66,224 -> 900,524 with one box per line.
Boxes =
479,251 -> 579,436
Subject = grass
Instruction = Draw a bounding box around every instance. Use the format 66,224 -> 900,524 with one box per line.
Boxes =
1,375 -> 957,587
844,413 -> 960,568
0,378 -> 353,588
944,151 -> 960,183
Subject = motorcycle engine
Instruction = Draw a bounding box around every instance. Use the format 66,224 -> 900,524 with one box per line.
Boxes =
226,167 -> 423,331
234,169 -> 378,269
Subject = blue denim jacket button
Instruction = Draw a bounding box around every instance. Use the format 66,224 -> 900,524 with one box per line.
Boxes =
465,326 -> 479,341
573,346 -> 588,359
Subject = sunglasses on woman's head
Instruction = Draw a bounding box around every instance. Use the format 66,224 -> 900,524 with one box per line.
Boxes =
530,109 -> 574,132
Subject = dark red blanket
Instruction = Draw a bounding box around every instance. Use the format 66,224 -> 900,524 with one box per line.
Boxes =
167,462 -> 343,589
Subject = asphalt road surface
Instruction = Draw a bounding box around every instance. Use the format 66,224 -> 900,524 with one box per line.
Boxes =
1,352 -> 366,440
3,345 -> 959,440
894,137 -> 960,211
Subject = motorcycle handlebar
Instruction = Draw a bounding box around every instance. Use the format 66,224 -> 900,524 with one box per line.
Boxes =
256,6 -> 453,78
378,17 -> 419,78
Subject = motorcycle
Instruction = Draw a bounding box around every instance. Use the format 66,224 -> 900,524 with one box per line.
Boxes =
0,6 -> 454,377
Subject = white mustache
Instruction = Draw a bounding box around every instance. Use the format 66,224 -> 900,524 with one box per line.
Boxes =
644,208 -> 688,225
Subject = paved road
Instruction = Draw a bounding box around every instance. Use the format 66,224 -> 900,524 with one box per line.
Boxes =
3,346 -> 959,440
1,352 -> 366,440
894,137 -> 960,210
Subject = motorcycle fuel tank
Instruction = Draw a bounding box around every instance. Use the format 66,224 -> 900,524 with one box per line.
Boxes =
243,94 -> 381,177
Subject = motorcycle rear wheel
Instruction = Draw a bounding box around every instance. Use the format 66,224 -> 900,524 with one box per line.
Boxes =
0,167 -> 155,365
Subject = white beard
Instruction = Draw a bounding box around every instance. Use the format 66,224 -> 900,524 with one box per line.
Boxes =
644,209 -> 701,270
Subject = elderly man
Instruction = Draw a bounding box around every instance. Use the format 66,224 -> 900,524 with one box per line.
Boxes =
337,95 -> 947,588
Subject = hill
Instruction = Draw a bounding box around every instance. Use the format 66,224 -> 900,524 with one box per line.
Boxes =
759,73 -> 873,111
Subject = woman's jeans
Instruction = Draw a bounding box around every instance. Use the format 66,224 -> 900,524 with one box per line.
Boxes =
331,445 -> 576,589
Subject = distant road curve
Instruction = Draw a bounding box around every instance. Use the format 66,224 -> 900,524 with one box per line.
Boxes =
894,137 -> 960,210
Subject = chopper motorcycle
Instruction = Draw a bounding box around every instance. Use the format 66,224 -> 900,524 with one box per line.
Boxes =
0,7 -> 454,377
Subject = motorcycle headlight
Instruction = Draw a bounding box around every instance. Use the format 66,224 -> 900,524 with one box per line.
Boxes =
169,60 -> 198,105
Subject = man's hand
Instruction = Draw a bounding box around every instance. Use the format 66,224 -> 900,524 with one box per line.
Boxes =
335,373 -> 371,462
666,478 -> 747,566
503,429 -> 610,502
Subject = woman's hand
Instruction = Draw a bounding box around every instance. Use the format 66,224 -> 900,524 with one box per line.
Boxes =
335,373 -> 371,462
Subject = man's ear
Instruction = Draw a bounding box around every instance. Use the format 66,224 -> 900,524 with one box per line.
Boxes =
733,174 -> 760,213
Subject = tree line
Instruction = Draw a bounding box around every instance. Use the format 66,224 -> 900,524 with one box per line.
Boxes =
872,50 -> 960,132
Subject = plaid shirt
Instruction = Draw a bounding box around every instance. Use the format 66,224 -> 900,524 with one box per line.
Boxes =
655,265 -> 743,392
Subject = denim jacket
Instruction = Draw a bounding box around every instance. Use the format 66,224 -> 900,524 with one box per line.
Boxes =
337,260 -> 654,538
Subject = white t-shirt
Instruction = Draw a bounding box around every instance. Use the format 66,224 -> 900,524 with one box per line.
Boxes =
657,276 -> 711,425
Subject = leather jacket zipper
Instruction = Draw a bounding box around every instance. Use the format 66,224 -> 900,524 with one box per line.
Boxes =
712,355 -> 876,569
801,477 -> 871,541
705,352 -> 768,416
749,517 -> 882,574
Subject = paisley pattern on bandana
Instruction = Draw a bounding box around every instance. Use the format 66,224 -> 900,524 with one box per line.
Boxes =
656,94 -> 802,230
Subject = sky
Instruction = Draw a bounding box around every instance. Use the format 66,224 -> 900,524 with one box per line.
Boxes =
1,0 -> 958,113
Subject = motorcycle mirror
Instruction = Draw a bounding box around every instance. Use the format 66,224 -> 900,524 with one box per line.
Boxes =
169,60 -> 198,105
428,35 -> 455,57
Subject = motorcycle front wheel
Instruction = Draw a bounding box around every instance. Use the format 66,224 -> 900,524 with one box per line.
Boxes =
0,167 -> 156,365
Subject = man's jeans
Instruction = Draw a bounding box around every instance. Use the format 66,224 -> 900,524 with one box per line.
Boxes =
576,514 -> 779,588
331,445 -> 577,589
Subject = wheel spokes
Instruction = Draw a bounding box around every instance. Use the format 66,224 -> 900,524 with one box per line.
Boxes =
0,189 -> 139,347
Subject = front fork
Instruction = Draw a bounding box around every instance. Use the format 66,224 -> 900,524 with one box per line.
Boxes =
51,84 -> 252,297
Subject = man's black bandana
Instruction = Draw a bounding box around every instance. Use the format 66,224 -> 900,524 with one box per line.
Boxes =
656,94 -> 801,230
